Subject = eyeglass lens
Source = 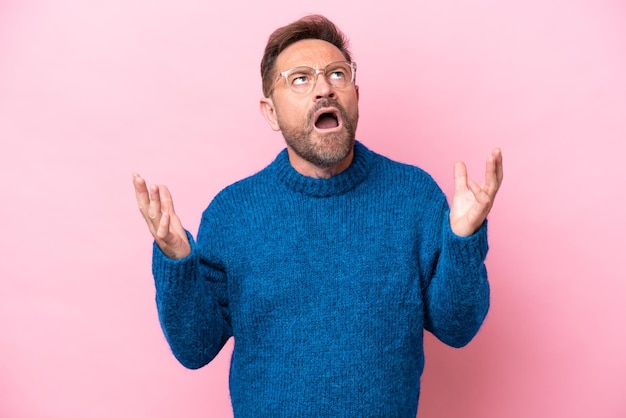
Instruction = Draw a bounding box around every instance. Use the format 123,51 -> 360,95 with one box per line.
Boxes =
286,62 -> 354,94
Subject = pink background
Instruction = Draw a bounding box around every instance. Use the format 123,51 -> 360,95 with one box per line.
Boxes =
1,0 -> 625,417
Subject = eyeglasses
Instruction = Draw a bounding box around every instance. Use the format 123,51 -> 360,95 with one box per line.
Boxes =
271,61 -> 357,95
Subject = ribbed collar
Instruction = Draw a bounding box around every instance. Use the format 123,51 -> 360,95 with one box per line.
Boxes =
271,141 -> 373,198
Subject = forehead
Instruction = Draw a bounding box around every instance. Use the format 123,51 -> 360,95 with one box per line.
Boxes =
276,39 -> 347,71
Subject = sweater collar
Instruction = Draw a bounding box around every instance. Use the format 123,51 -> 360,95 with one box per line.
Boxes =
272,141 -> 372,197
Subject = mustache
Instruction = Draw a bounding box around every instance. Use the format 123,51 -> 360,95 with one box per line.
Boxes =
307,99 -> 347,121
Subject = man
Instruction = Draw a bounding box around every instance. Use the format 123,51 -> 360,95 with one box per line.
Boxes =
133,14 -> 503,417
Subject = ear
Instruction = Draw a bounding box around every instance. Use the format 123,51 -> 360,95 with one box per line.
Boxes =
355,84 -> 360,102
259,97 -> 281,131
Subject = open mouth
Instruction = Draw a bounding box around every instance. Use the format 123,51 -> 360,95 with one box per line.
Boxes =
314,109 -> 341,130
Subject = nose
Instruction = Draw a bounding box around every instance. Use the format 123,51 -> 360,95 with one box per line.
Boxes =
313,71 -> 335,100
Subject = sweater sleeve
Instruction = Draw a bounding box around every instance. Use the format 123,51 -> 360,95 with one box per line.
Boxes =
422,212 -> 490,348
152,229 -> 232,369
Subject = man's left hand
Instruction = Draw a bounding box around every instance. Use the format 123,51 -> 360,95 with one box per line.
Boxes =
449,148 -> 503,237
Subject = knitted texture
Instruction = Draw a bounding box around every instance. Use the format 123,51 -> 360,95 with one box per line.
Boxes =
152,141 -> 490,417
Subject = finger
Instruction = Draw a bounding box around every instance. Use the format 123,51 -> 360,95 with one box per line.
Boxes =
465,180 -> 493,224
484,148 -> 503,197
156,210 -> 191,260
148,184 -> 162,223
156,185 -> 187,244
454,161 -> 469,193
160,188 -> 189,239
157,186 -> 184,239
468,179 -> 492,207
158,184 -> 176,215
168,206 -> 186,234
156,210 -> 171,240
133,173 -> 161,235
132,173 -> 151,216
494,147 -> 504,185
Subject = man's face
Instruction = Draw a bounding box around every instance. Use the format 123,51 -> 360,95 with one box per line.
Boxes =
261,39 -> 360,174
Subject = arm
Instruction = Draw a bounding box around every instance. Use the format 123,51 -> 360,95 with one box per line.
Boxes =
423,149 -> 503,347
133,174 -> 231,368
152,234 -> 232,369
423,219 -> 490,347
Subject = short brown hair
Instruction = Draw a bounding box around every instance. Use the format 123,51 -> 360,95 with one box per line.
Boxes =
260,14 -> 352,97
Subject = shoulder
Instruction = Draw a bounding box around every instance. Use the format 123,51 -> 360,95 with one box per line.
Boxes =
367,148 -> 444,198
358,146 -> 450,230
200,158 -> 280,221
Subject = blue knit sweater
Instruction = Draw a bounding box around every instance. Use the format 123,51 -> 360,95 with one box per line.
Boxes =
152,141 -> 490,417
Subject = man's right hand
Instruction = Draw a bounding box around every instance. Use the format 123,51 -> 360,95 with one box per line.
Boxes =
132,173 -> 191,260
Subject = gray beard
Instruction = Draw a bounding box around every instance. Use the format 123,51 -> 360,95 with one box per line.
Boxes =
277,99 -> 359,168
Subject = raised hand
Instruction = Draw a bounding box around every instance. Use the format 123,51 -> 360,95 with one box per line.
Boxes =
449,148 -> 503,237
132,173 -> 191,260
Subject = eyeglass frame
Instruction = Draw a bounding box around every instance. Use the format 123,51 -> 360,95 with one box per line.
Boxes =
269,61 -> 357,95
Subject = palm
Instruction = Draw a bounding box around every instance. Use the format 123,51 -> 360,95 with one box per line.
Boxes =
132,173 -> 191,260
449,149 -> 503,237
